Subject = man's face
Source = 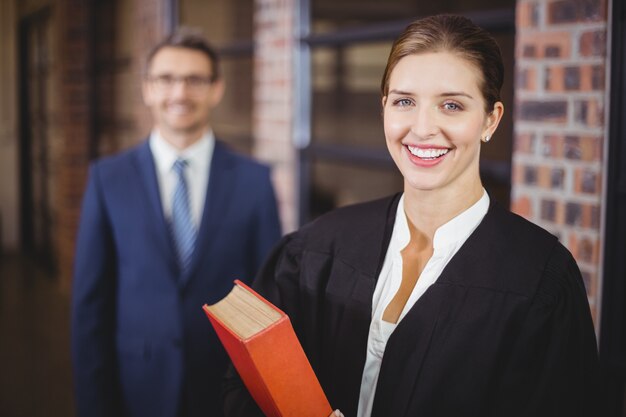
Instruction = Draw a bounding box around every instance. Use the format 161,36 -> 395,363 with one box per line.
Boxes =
142,46 -> 224,146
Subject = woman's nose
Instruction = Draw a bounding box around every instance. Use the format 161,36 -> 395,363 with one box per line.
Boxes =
410,105 -> 440,140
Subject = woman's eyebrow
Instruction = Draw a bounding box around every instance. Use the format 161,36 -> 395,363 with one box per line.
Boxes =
440,91 -> 474,99
387,89 -> 414,96
387,89 -> 475,100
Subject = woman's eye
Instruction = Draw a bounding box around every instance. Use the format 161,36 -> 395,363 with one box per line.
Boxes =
394,98 -> 413,107
443,102 -> 462,111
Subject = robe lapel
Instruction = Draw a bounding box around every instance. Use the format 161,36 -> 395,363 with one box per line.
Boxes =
179,141 -> 236,287
132,141 -> 178,275
372,201 -> 502,417
372,283 -> 446,417
326,194 -> 401,417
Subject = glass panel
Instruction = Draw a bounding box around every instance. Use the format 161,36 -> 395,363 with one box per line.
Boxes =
312,42 -> 390,150
312,0 -> 516,34
310,159 -> 403,220
179,0 -> 253,44
179,0 -> 254,154
211,56 -> 254,154
313,0 -> 415,34
308,3 -> 517,219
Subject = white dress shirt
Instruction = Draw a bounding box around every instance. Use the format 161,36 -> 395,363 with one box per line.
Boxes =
357,190 -> 490,417
149,130 -> 215,228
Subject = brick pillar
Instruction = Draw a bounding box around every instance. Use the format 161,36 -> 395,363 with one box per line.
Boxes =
56,0 -> 172,292
57,0 -> 95,292
512,0 -> 608,323
132,0 -> 172,139
0,0 -> 18,252
253,0 -> 297,233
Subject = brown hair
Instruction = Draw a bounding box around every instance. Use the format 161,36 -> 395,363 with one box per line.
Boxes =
145,27 -> 220,81
381,14 -> 504,113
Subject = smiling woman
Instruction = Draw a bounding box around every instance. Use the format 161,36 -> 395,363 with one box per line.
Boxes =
223,14 -> 601,417
383,52 -> 503,202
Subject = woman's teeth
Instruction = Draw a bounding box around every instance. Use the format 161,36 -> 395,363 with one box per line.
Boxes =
407,146 -> 449,159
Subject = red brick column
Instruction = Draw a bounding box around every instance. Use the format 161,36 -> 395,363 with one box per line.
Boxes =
512,0 -> 608,323
0,0 -> 19,251
56,0 -> 172,292
57,0 -> 95,292
253,0 -> 297,232
132,0 -> 172,138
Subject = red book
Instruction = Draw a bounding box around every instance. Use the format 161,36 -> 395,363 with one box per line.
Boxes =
203,280 -> 332,417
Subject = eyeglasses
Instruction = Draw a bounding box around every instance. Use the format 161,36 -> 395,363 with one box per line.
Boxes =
146,74 -> 214,91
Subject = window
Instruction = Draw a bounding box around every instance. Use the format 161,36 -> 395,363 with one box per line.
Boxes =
179,0 -> 255,154
298,0 -> 515,223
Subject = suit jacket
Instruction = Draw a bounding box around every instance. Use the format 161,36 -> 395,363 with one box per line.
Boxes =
223,194 -> 601,417
71,139 -> 281,417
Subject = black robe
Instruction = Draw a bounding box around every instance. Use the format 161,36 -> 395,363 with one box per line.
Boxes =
223,194 -> 601,417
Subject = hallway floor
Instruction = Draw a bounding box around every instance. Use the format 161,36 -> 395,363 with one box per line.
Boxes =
0,254 -> 74,417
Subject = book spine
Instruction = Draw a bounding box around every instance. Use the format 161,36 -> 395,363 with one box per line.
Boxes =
205,311 -> 281,417
247,317 -> 332,417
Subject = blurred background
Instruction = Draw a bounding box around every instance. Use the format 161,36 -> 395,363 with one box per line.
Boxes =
0,0 -> 625,415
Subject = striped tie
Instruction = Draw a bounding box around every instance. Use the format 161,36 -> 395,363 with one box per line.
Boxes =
170,158 -> 196,274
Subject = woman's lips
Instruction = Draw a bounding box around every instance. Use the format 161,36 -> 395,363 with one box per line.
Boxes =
404,145 -> 450,167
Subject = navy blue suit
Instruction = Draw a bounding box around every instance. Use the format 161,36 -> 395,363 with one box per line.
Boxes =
71,139 -> 281,417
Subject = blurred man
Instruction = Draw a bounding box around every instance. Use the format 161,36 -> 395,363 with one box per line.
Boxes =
71,28 -> 281,417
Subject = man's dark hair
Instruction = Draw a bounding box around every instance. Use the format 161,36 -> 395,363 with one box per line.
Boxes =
145,27 -> 220,81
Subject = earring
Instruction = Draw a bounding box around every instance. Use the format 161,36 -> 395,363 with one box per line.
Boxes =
483,134 -> 491,143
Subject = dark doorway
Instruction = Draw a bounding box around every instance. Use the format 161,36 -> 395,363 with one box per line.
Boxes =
19,8 -> 55,273
600,0 -> 626,415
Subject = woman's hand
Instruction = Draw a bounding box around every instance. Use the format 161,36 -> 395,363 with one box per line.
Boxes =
328,410 -> 344,417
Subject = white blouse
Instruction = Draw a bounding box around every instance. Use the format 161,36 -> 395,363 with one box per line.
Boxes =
357,191 -> 490,417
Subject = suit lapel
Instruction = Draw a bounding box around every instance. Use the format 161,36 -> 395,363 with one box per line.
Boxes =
180,141 -> 236,287
132,141 -> 178,274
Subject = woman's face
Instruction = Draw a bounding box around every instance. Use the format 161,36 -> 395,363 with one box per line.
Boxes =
383,52 -> 502,196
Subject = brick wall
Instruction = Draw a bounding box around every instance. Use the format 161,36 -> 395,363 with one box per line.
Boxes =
0,0 -> 19,251
253,0 -> 297,233
57,0 -> 95,291
55,0 -> 171,291
512,0 -> 608,323
131,0 -> 171,139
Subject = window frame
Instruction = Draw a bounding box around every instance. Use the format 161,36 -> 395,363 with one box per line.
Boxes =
294,2 -> 516,224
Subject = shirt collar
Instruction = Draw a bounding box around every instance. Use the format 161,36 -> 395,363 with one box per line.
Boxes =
432,190 -> 489,250
149,129 -> 215,174
390,194 -> 411,253
390,190 -> 490,253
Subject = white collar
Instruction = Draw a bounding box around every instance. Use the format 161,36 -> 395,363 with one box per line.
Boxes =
391,190 -> 490,253
149,129 -> 215,174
